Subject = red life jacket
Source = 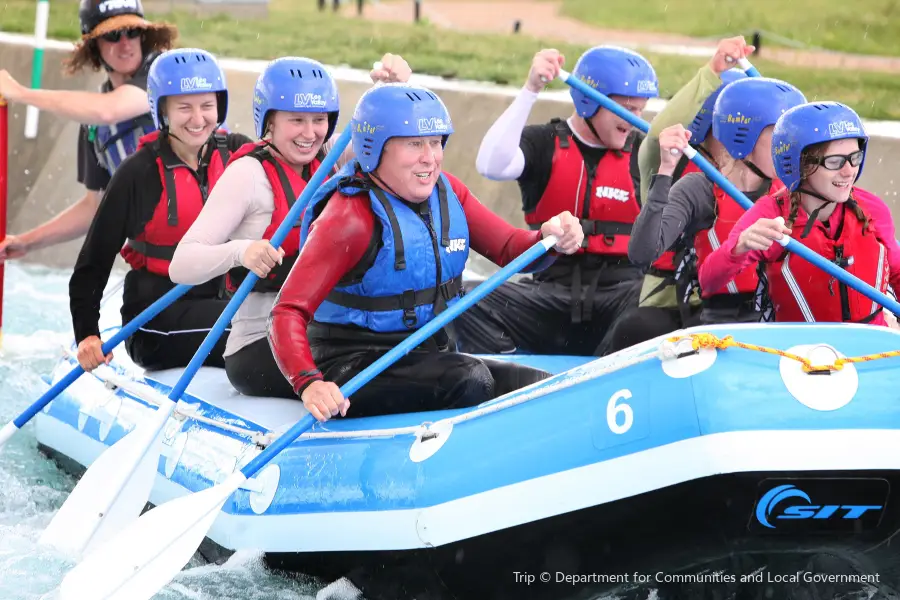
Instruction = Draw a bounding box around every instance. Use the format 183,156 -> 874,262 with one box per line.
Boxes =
223,141 -> 333,293
765,187 -> 889,325
693,179 -> 783,298
524,119 -> 639,258
120,130 -> 231,277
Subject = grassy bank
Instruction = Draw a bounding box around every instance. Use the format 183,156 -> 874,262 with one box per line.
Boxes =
2,0 -> 900,119
560,0 -> 900,58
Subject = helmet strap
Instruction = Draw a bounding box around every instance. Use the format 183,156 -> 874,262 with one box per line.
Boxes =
369,170 -> 405,202
796,187 -> 838,238
743,160 -> 768,180
581,115 -> 604,147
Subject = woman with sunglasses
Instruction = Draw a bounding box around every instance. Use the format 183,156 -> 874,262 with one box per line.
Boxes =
69,48 -> 253,374
0,0 -> 176,265
699,102 -> 900,326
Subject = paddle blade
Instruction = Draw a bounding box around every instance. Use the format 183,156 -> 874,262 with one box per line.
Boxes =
59,472 -> 243,600
40,401 -> 174,557
0,422 -> 19,450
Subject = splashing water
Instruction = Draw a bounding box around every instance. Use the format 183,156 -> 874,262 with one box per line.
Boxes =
0,263 -> 323,599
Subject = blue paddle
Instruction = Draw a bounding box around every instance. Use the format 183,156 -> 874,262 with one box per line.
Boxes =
0,282 -> 192,450
736,57 -> 761,77
39,126 -> 354,559
557,68 -> 900,318
58,222 -> 561,600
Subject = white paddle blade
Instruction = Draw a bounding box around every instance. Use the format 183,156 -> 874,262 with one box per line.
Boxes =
39,401 -> 175,557
0,422 -> 20,449
59,472 -> 245,600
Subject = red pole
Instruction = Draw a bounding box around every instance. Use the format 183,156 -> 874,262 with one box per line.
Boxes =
0,97 -> 7,346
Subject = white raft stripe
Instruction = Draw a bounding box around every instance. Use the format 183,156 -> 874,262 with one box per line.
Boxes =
35,413 -> 900,553
3,32 -> 900,138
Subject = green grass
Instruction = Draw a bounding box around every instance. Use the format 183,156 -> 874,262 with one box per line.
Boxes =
2,0 -> 900,119
560,0 -> 900,57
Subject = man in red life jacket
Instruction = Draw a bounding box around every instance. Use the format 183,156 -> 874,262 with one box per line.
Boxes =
457,45 -> 658,357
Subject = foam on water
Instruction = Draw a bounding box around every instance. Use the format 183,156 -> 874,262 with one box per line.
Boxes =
0,263 -> 319,599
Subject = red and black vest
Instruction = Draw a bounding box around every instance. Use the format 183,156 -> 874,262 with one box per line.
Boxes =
525,119 -> 639,258
693,181 -> 782,297
224,141 -> 333,293
120,130 -> 231,277
765,187 -> 889,325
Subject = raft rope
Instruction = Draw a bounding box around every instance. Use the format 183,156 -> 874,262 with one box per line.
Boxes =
61,330 -> 900,450
62,341 -> 663,446
62,348 -> 272,445
666,332 -> 900,374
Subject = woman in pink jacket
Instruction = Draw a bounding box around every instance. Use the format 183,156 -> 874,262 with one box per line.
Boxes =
699,102 -> 900,325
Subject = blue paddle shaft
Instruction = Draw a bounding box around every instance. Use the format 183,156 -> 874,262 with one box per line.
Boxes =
737,58 -> 762,78
240,237 -> 556,479
13,283 -> 192,427
165,127 -> 354,404
558,68 -> 900,318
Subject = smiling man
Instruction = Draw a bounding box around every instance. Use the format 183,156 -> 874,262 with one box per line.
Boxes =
0,0 -> 177,264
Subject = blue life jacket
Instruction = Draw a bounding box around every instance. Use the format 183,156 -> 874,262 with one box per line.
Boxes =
91,112 -> 158,176
300,163 -> 469,333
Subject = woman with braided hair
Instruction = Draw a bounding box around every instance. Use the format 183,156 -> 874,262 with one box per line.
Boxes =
699,102 -> 900,325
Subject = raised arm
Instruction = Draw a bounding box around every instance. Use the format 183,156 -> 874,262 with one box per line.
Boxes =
0,70 -> 150,125
475,49 -> 564,181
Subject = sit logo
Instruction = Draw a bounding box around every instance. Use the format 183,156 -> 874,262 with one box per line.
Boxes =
829,120 -> 862,137
595,186 -> 630,202
180,77 -> 214,92
446,238 -> 466,253
294,93 -> 327,109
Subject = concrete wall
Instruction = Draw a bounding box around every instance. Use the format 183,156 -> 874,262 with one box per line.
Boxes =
4,38 -> 900,273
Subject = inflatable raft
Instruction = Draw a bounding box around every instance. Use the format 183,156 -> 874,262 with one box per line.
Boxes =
33,280 -> 900,599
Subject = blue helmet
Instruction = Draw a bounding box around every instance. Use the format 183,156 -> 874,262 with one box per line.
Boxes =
252,57 -> 340,141
772,101 -> 868,192
147,48 -> 228,130
712,77 -> 806,160
351,83 -> 453,173
687,69 -> 748,144
569,46 -> 658,119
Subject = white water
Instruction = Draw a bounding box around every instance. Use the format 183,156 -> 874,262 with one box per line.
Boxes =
1,262 -> 893,600
0,263 -> 322,600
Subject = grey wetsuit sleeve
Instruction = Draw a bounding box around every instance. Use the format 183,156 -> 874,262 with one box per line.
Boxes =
628,172 -> 715,267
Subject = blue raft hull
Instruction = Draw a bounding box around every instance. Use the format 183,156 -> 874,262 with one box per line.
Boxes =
33,312 -> 900,599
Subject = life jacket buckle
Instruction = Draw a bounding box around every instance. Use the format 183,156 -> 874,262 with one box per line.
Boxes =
402,289 -> 418,329
603,234 -> 616,247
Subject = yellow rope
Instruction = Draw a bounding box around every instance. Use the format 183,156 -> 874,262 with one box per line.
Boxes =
667,332 -> 900,374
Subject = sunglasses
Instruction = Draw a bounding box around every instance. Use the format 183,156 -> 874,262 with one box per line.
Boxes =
817,149 -> 864,170
100,28 -> 142,43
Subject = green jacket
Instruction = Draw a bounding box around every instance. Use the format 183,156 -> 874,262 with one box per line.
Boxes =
634,64 -> 721,312
637,64 -> 722,203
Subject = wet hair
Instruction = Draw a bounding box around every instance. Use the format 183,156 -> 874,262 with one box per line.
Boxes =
63,26 -> 175,75
783,140 -> 870,233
